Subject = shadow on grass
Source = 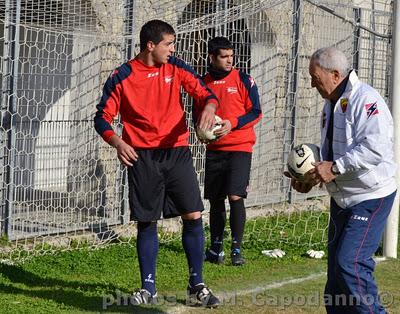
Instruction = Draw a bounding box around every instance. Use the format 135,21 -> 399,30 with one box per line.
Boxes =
0,263 -> 117,291
0,263 -> 168,313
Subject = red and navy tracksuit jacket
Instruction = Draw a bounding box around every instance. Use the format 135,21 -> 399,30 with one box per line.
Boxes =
202,68 -> 262,152
94,56 -> 218,149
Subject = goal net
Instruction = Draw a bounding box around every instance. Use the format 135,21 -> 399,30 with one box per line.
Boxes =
0,0 -> 393,260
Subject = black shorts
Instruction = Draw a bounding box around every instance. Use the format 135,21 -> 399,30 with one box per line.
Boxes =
127,147 -> 204,222
204,150 -> 252,200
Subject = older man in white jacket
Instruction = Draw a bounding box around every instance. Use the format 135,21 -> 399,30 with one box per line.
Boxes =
291,46 -> 397,314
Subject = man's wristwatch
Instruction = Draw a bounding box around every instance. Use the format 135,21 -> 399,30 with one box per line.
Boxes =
331,161 -> 340,175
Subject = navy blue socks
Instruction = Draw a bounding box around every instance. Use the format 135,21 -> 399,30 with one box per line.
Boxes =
209,199 -> 226,253
182,217 -> 204,287
229,198 -> 246,250
137,221 -> 158,295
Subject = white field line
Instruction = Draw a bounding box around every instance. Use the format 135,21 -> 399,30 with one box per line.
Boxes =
165,257 -> 387,313
220,272 -> 326,297
166,272 -> 326,314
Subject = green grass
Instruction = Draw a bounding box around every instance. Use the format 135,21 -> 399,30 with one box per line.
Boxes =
182,258 -> 400,314
242,210 -> 329,252
0,242 -> 328,313
0,212 -> 398,313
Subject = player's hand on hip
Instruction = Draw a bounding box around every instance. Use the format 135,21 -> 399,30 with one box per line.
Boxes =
214,119 -> 231,138
199,103 -> 216,131
109,136 -> 138,166
309,161 -> 335,183
116,143 -> 138,166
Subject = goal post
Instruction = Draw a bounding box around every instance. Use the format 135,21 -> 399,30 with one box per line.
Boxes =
384,0 -> 400,259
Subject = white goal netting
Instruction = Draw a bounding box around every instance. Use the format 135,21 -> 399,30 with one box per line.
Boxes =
0,0 -> 394,260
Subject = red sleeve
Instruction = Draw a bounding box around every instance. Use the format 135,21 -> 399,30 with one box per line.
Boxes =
229,71 -> 262,130
169,57 -> 218,110
94,64 -> 131,143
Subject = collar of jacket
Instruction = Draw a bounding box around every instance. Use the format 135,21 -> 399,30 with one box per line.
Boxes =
330,72 -> 350,103
344,70 -> 359,94
208,65 -> 232,80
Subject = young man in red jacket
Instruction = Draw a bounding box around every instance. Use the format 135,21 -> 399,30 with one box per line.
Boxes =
94,20 -> 220,307
202,37 -> 262,266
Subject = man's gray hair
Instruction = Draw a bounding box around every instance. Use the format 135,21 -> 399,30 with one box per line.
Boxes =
311,47 -> 350,77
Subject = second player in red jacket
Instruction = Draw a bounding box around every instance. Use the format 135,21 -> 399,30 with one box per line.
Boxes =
201,37 -> 262,266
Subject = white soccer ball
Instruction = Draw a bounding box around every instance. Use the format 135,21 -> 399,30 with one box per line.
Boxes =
287,143 -> 320,181
196,115 -> 222,142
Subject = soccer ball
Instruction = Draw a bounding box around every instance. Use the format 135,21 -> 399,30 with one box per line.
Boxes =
196,115 -> 222,142
287,143 -> 320,181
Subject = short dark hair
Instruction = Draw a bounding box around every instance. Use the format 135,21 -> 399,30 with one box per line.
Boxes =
140,19 -> 175,52
208,37 -> 234,56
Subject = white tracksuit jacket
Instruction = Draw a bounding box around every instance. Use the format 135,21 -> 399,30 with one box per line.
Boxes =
320,70 -> 397,208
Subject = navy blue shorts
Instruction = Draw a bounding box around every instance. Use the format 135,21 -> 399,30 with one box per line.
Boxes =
204,150 -> 252,200
127,147 -> 204,222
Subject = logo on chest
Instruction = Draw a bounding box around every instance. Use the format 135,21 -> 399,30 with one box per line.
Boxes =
213,80 -> 225,85
147,72 -> 159,78
227,87 -> 238,94
164,75 -> 173,84
340,98 -> 348,113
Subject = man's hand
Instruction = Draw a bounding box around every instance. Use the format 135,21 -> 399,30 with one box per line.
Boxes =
214,119 -> 232,138
308,161 -> 336,183
291,179 -> 314,193
198,103 -> 216,131
109,135 -> 138,166
283,171 -> 318,193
